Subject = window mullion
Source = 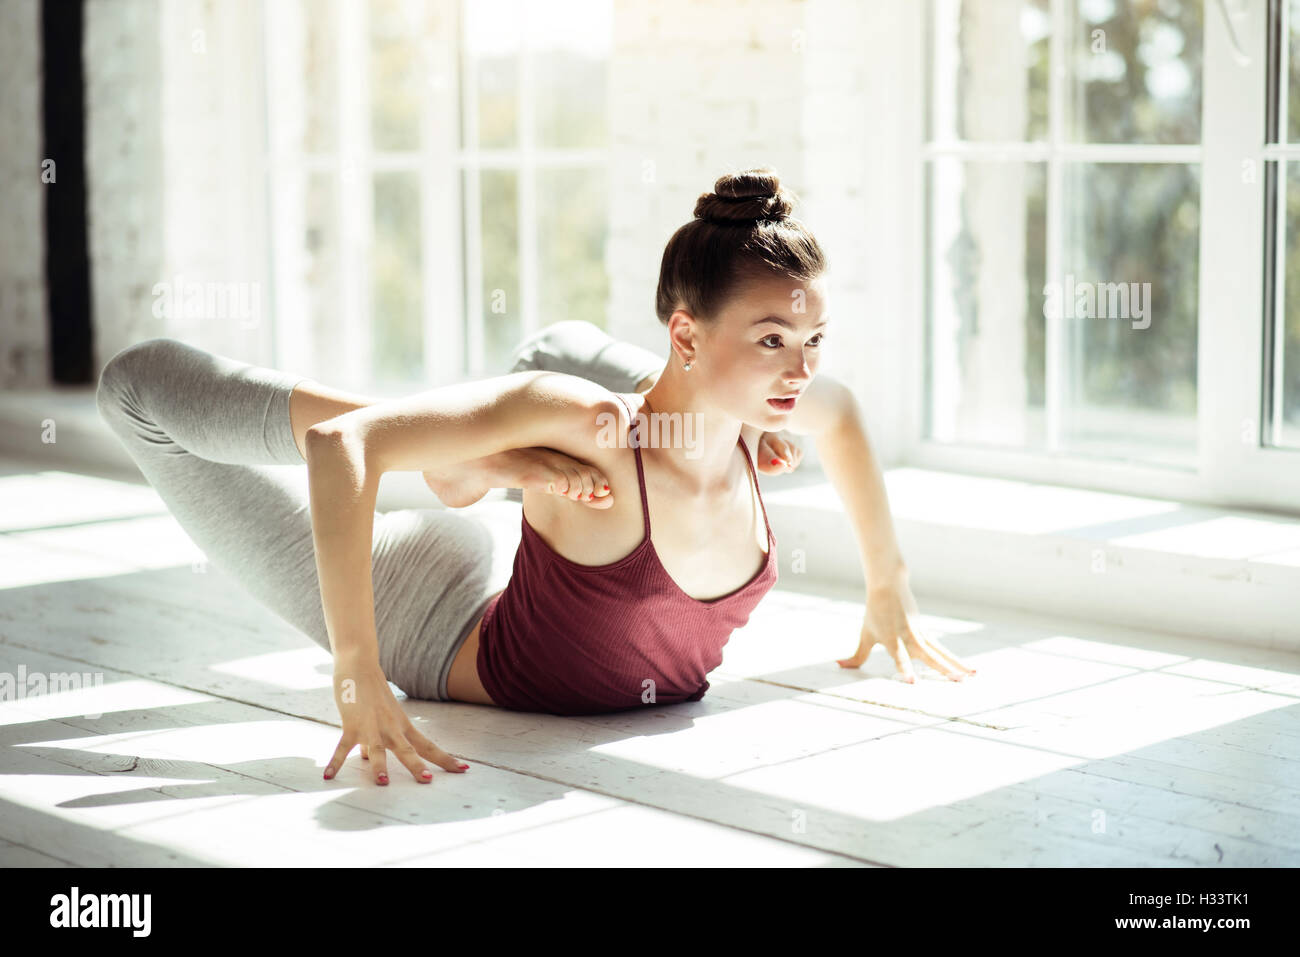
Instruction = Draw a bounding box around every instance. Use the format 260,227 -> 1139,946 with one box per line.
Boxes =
1199,0 -> 1283,506
338,0 -> 371,390
460,2 -> 484,377
1044,0 -> 1066,453
422,0 -> 464,384
519,5 -> 538,340
264,0 -> 309,376
1281,0 -> 1290,141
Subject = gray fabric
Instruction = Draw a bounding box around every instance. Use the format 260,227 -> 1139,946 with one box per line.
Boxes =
508,319 -> 664,394
95,336 -> 498,702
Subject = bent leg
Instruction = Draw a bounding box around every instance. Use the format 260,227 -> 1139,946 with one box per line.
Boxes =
367,507 -> 505,701
96,338 -> 335,647
508,320 -> 665,394
96,337 -> 502,699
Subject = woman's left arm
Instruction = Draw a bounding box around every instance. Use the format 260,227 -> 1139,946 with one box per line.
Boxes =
785,376 -> 977,683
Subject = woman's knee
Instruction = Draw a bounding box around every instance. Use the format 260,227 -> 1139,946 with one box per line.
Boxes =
96,337 -> 189,418
508,320 -> 609,373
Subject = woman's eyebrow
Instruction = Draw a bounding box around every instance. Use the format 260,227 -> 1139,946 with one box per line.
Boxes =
752,315 -> 830,329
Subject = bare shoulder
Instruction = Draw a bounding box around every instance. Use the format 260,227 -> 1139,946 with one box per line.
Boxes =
518,370 -> 627,460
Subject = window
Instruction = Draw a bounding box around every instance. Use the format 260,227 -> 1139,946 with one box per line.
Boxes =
459,0 -> 613,378
1265,0 -> 1300,449
909,0 -> 1300,512
924,0 -> 1202,469
260,0 -> 612,395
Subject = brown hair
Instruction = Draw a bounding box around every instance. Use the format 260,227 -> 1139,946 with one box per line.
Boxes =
654,167 -> 828,326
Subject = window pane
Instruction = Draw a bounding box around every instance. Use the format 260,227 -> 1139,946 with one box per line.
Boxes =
1276,162 -> 1300,447
537,167 -> 609,332
534,1 -> 612,149
370,0 -> 429,152
301,0 -> 338,152
1058,162 -> 1199,465
372,172 -> 423,385
465,0 -> 522,148
472,168 -> 520,373
1288,0 -> 1300,143
1067,0 -> 1202,144
304,173 -> 343,372
926,160 -> 1047,448
929,0 -> 1050,142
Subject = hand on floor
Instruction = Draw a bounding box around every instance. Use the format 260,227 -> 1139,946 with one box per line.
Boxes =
836,570 -> 978,683
324,656 -> 469,785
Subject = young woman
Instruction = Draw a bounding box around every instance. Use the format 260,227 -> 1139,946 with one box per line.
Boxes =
96,167 -> 973,789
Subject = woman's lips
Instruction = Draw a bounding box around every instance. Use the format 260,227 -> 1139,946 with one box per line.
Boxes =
767,396 -> 797,412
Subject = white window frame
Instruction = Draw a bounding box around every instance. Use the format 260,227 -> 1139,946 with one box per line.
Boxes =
260,0 -> 610,393
900,0 -> 1300,514
457,3 -> 611,378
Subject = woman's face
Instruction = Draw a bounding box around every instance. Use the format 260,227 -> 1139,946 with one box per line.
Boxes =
687,273 -> 829,428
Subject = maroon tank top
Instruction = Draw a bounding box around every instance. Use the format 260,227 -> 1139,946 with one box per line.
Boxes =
476,392 -> 779,715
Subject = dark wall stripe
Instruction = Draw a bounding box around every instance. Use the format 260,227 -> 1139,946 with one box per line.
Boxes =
41,0 -> 92,384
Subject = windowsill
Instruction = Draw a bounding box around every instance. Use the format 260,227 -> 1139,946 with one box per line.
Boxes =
4,386 -> 1297,652
757,466 -> 1300,652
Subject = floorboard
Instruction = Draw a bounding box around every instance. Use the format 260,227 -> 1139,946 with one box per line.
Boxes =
2,465 -> 1297,866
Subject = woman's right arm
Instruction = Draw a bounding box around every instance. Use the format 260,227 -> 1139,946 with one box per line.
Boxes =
326,369 -> 619,476
306,369 -> 614,662
305,370 -> 617,785
304,425 -> 384,666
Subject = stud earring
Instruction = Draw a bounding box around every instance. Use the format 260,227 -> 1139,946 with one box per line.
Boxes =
683,358 -> 693,371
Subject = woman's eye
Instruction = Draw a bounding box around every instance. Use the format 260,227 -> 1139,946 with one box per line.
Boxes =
762,333 -> 824,348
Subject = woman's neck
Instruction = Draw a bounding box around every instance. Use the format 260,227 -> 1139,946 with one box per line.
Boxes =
638,376 -> 744,495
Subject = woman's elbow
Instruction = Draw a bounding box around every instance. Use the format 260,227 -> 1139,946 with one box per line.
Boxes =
305,421 -> 375,479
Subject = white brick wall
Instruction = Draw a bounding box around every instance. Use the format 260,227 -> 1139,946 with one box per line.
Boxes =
85,0 -> 271,370
0,0 -> 48,388
84,0 -> 168,368
605,0 -> 902,462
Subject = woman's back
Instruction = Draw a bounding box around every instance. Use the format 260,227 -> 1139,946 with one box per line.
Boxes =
476,391 -> 778,714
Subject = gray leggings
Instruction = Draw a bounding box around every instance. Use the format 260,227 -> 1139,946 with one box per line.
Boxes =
95,321 -> 663,703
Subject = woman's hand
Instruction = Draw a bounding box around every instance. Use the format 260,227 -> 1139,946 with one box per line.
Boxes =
322,654 -> 469,784
836,569 -> 977,683
757,431 -> 803,474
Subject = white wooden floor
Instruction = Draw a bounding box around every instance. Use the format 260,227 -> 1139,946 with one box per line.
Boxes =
1,458 -> 1298,867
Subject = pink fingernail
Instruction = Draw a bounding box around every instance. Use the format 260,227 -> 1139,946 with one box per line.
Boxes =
421,770 -> 432,779
377,774 -> 388,784
458,763 -> 470,770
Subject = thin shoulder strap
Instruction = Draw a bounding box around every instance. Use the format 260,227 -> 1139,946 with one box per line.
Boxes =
611,393 -> 652,538
737,433 -> 773,544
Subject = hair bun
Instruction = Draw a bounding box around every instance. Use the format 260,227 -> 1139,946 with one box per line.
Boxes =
693,167 -> 795,225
